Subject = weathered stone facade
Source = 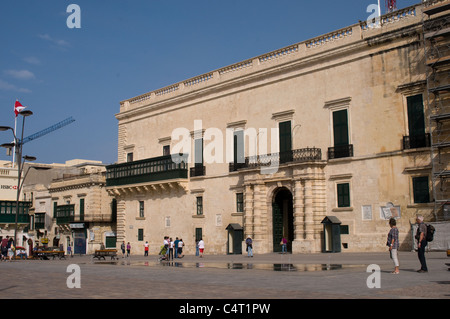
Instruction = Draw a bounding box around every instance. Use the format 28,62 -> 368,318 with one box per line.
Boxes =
108,3 -> 447,254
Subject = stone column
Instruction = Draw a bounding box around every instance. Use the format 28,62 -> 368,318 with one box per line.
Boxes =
115,198 -> 126,247
304,178 -> 314,241
293,179 -> 304,241
244,184 -> 254,238
252,183 -> 264,240
252,182 -> 268,253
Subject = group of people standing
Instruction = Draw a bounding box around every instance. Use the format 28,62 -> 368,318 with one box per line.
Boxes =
163,237 -> 185,260
387,214 -> 430,274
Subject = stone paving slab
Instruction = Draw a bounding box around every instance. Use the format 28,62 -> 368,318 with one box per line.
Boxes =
0,251 -> 448,301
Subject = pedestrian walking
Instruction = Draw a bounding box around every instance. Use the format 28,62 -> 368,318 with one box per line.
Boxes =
281,237 -> 287,254
174,237 -> 179,258
387,218 -> 399,274
164,236 -> 169,259
195,240 -> 199,256
126,242 -> 131,257
415,215 -> 428,273
246,236 -> 253,257
7,238 -> 15,261
1,236 -> 9,260
121,241 -> 126,258
198,238 -> 205,258
144,241 -> 149,256
168,238 -> 174,260
177,238 -> 184,258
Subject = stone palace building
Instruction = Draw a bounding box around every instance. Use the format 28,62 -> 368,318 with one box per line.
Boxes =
106,1 -> 450,254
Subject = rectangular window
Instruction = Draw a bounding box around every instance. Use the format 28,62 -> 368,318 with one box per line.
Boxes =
53,202 -> 58,218
236,193 -> 244,212
196,196 -> 203,215
337,183 -> 350,207
340,225 -> 349,234
279,121 -> 292,163
333,109 -> 349,146
139,201 -> 145,218
234,130 -> 244,165
195,138 -> 203,167
138,229 -> 144,241
413,176 -> 430,203
127,152 -> 134,162
79,198 -> 85,221
163,145 -> 170,156
407,95 -> 425,137
195,228 -> 203,243
407,94 -> 427,148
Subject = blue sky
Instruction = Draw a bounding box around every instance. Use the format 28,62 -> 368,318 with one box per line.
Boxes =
0,0 -> 419,165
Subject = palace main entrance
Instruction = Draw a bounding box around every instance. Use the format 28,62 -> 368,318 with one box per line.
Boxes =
272,187 -> 294,253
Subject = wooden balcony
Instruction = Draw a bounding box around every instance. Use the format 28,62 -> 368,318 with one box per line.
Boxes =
0,201 -> 31,224
106,155 -> 188,187
106,155 -> 189,195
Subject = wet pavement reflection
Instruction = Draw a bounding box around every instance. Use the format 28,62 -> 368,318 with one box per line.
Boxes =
93,259 -> 363,272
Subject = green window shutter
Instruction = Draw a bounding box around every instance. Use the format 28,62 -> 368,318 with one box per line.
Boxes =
236,193 -> 244,212
195,138 -> 203,167
337,183 -> 350,207
413,176 -> 430,203
407,95 -> 425,137
333,110 -> 349,146
234,131 -> 244,164
53,202 -> 58,218
138,229 -> 144,241
195,228 -> 203,242
79,198 -> 85,221
139,201 -> 144,218
279,121 -> 292,153
196,196 -> 203,215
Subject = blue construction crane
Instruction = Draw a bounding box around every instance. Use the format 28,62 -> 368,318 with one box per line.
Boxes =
21,116 -> 75,144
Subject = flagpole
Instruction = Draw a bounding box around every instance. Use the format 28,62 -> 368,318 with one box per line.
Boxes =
378,0 -> 382,19
12,103 -> 17,168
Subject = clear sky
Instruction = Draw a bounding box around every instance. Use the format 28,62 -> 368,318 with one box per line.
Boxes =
0,0 -> 420,165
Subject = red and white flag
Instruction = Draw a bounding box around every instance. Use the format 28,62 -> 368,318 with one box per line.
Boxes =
14,100 -> 26,117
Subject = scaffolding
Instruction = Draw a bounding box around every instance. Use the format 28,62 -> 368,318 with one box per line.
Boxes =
423,0 -> 450,220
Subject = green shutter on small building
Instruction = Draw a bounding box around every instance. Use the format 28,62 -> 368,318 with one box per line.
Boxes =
79,198 -> 85,221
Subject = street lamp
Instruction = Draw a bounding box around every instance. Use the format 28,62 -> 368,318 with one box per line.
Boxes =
0,110 -> 34,257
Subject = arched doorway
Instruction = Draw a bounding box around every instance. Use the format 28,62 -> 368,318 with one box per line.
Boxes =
272,187 -> 294,252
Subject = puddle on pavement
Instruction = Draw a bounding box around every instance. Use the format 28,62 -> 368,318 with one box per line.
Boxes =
93,260 -> 362,272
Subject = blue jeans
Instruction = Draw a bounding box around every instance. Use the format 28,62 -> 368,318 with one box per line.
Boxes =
418,240 -> 428,271
281,244 -> 287,253
247,246 -> 253,257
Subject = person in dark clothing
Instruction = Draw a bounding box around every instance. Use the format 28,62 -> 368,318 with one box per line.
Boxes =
415,215 -> 428,273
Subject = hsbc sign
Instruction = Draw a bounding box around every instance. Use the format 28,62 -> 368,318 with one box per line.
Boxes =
1,185 -> 18,190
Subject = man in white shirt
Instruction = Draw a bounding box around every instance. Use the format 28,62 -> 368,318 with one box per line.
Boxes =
198,239 -> 205,258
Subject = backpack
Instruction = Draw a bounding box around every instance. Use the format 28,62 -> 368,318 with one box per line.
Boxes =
426,224 -> 435,242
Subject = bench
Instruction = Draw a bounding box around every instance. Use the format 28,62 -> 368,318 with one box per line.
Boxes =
93,249 -> 118,260
34,250 -> 66,260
